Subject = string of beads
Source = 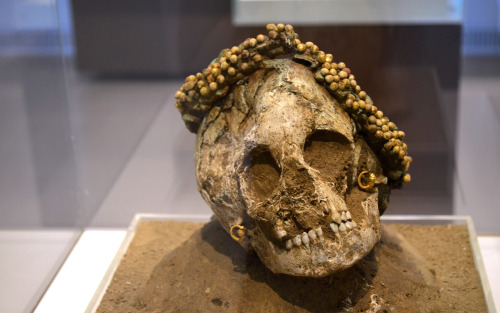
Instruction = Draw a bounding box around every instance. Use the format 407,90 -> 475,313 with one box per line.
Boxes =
175,24 -> 411,188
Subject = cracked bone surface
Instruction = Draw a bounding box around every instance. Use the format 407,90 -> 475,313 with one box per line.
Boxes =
195,60 -> 389,277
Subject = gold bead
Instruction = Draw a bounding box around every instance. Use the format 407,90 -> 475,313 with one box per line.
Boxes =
329,68 -> 337,75
329,82 -> 339,91
253,54 -> 263,62
325,54 -> 333,63
388,122 -> 396,130
209,82 -> 217,91
355,85 -> 361,92
311,45 -> 319,54
345,99 -> 353,108
196,80 -> 205,89
266,24 -> 277,31
305,41 -> 314,48
229,55 -> 238,64
384,141 -> 393,150
294,39 -> 301,46
352,101 -> 359,110
211,68 -> 220,77
383,132 -> 392,140
325,75 -> 334,83
322,62 -> 331,69
268,30 -> 278,39
297,43 -> 306,52
398,131 -> 405,138
350,80 -> 357,87
231,46 -> 240,54
365,103 -> 372,112
371,106 -> 378,113
367,124 -> 378,133
338,62 -> 346,69
249,38 -> 257,47
200,87 -> 210,96
368,115 -> 377,124
381,125 -> 389,132
375,130 -> 384,139
333,75 -> 340,83
216,75 -> 225,84
285,24 -> 293,31
320,68 -> 330,76
256,34 -> 265,42
403,173 -> 411,183
359,100 -> 366,109
185,75 -> 196,82
339,71 -> 348,79
227,67 -> 236,76
240,62 -> 249,71
221,62 -> 229,71
359,91 -> 367,99
277,23 -> 285,31
376,111 -> 384,119
317,54 -> 326,63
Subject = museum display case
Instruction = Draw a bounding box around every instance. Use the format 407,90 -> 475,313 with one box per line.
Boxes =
2,0 -> 499,312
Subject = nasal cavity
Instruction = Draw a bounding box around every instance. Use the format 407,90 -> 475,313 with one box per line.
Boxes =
244,147 -> 281,202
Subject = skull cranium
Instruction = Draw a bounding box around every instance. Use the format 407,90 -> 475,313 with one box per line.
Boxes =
195,60 -> 389,277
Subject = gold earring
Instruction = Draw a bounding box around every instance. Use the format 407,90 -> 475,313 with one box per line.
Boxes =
230,225 -> 247,242
358,170 -> 376,190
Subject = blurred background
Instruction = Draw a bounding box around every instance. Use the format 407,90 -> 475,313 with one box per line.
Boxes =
1,0 -> 499,312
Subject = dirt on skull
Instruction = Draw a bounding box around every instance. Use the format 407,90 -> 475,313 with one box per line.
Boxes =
196,60 -> 387,277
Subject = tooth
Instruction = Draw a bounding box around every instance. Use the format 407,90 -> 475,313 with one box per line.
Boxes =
293,235 -> 302,246
346,221 -> 353,230
315,227 -> 323,237
339,223 -> 347,232
331,211 -> 342,224
330,223 -> 339,233
276,229 -> 287,239
308,229 -> 317,240
301,232 -> 310,245
346,211 -> 352,220
286,239 -> 293,249
341,211 -> 347,222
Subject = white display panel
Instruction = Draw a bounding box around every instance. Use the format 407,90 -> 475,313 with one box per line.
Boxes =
233,0 -> 463,25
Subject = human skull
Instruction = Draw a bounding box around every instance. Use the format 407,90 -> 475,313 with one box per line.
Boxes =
195,60 -> 389,277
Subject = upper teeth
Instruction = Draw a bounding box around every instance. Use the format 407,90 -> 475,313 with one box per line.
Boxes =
301,232 -> 310,245
292,235 -> 302,247
276,229 -> 287,239
308,229 -> 317,240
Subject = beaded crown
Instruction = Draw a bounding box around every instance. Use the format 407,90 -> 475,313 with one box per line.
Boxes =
175,24 -> 411,188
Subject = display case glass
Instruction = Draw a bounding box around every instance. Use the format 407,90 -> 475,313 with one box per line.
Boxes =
3,0 -> 500,311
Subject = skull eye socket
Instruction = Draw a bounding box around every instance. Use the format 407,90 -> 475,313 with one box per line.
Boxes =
304,130 -> 353,190
244,147 -> 281,203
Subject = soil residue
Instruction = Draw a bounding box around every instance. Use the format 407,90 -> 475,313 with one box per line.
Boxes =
96,220 -> 487,313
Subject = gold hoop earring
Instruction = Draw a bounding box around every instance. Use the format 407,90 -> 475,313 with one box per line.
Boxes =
230,225 -> 247,242
358,170 -> 376,190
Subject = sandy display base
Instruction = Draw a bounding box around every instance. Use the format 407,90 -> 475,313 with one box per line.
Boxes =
96,219 -> 487,312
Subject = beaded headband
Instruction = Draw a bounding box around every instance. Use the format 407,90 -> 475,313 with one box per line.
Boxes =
175,24 -> 411,188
